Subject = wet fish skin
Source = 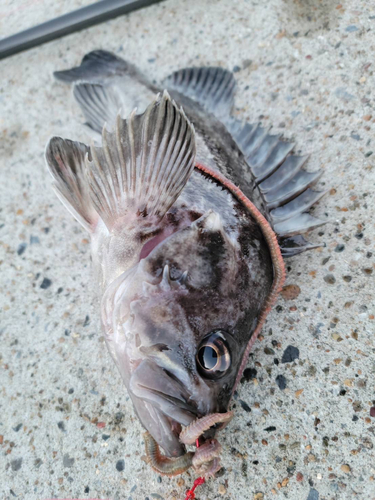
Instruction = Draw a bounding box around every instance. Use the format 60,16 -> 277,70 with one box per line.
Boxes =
98,175 -> 274,457
46,50 -> 325,467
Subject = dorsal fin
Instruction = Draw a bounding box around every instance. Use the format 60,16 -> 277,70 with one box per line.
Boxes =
85,90 -> 196,229
163,67 -> 236,121
227,118 -> 327,256
165,68 -> 327,256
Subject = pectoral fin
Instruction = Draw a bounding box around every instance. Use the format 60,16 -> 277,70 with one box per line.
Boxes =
45,91 -> 196,234
86,90 -> 196,230
45,137 -> 97,232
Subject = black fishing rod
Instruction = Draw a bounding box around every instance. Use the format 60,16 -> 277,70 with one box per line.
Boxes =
0,0 -> 164,61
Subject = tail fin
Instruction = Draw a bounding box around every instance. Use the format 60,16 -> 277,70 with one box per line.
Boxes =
86,91 -> 196,229
45,92 -> 196,232
54,50 -> 130,83
54,50 -> 158,133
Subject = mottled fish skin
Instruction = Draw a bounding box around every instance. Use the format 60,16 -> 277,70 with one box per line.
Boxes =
46,51 -> 325,467
166,89 -> 267,210
97,168 -> 274,457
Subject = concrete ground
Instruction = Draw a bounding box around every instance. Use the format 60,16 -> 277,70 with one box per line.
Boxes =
1,1 -> 374,499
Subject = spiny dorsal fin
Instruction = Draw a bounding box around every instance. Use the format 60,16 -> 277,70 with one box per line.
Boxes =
227,117 -> 327,256
85,90 -> 196,229
163,66 -> 236,121
45,137 -> 97,232
279,234 -> 323,257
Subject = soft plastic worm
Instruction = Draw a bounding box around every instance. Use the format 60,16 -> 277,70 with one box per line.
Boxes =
192,438 -> 222,467
194,162 -> 286,393
144,432 -> 194,476
179,411 -> 234,445
194,457 -> 221,477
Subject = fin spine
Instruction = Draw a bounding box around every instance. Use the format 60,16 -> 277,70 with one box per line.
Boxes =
228,118 -> 327,250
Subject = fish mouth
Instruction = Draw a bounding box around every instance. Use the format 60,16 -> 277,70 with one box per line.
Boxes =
129,358 -> 233,477
129,358 -> 199,457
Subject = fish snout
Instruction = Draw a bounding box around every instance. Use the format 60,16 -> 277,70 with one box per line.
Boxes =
130,358 -> 198,426
128,358 -> 198,457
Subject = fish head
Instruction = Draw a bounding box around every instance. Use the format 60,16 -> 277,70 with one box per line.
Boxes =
102,210 -> 273,457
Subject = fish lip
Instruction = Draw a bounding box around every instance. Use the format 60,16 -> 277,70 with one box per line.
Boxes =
129,359 -> 199,457
139,384 -> 199,417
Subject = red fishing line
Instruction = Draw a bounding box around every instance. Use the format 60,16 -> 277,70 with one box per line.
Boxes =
184,439 -> 205,499
184,476 -> 205,500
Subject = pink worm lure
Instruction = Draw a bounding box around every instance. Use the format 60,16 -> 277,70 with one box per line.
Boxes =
179,411 -> 234,446
194,162 -> 286,393
144,162 -> 286,485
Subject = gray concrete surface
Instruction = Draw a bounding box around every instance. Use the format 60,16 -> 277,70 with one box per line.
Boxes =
1,1 -> 375,499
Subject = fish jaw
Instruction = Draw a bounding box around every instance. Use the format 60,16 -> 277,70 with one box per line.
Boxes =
129,359 -> 198,457
99,207 -> 269,457
100,260 -> 216,457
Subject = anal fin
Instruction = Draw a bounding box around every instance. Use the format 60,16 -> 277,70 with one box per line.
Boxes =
54,50 -> 159,134
54,50 -> 129,83
73,82 -> 122,133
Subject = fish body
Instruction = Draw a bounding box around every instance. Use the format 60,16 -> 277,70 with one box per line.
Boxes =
46,51 -> 325,475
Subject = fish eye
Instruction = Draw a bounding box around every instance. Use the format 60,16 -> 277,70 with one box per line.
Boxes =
196,331 -> 231,379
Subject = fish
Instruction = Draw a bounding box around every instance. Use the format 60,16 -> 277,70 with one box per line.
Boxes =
45,50 -> 326,478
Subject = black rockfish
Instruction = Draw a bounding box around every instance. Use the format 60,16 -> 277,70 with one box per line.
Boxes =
45,50 -> 326,477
